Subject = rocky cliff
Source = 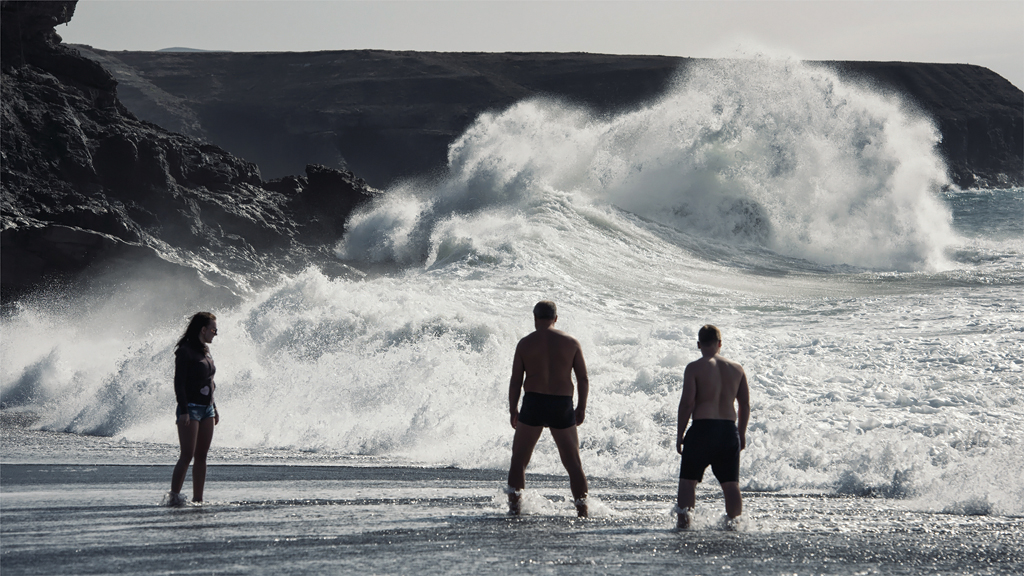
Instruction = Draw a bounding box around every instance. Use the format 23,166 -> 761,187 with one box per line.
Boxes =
1,1 -> 377,304
79,48 -> 1022,190
4,1 -> 1022,305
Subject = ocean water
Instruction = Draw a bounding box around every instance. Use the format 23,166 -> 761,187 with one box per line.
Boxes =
2,58 -> 1023,572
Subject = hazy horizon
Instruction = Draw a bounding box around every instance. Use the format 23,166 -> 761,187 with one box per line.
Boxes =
58,1 -> 1024,90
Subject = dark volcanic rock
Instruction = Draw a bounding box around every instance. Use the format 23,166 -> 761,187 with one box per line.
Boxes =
71,49 -> 684,187
832,62 -> 1023,189
264,164 -> 374,244
1,1 -> 377,302
3,2 -> 1020,305
77,48 -> 1022,189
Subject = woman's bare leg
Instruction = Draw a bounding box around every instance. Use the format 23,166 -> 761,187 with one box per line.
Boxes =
171,420 -> 199,495
190,418 -> 216,502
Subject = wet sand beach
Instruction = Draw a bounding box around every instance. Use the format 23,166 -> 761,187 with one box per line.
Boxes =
2,425 -> 1022,575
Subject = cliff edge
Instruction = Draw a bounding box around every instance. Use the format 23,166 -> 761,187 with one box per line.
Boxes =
81,49 -> 1022,189
1,1 -> 377,303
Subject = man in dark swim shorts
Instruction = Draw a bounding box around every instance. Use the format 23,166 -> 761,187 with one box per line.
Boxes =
506,301 -> 590,517
675,325 -> 751,529
679,419 -> 741,484
516,392 -> 577,430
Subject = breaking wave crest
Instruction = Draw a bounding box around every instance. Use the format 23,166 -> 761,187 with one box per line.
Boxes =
339,57 -> 956,271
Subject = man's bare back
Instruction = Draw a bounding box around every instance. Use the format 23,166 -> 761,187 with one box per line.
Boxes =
507,301 -> 589,517
685,354 -> 747,422
675,324 -> 751,529
514,328 -> 586,398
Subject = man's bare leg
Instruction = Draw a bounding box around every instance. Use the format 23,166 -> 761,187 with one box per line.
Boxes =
507,423 -> 544,514
550,426 -> 588,517
676,479 -> 698,529
722,481 -> 742,520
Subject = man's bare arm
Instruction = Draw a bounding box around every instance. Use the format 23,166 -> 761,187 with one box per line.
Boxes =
736,370 -> 750,450
572,347 -> 589,425
677,365 -> 697,454
509,344 -> 525,429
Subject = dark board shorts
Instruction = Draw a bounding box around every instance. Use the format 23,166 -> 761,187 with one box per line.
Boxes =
680,419 -> 740,483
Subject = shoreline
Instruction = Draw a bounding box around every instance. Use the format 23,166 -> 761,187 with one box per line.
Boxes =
3,422 -> 1023,574
4,462 -> 1022,576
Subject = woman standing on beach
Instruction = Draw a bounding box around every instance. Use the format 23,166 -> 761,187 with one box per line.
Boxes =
167,312 -> 219,506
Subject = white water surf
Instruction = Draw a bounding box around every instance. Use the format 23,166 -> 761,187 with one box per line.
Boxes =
3,58 -> 1022,520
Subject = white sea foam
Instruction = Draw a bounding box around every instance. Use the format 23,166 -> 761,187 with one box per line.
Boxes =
2,59 -> 1021,517
3,258 -> 1021,515
339,57 -> 957,271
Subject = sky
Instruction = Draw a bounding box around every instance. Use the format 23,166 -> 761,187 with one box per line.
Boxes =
59,0 -> 1024,90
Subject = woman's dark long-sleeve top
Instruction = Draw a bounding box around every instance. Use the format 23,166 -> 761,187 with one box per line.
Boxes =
174,344 -> 216,412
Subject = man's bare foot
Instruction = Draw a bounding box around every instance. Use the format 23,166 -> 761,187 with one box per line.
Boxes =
673,505 -> 692,529
505,486 -> 522,516
163,492 -> 187,507
575,497 -> 588,518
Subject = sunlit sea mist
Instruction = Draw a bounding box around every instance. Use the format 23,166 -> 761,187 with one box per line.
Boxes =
3,58 -> 1022,517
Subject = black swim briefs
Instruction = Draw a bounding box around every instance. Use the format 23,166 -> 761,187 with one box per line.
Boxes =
517,392 -> 576,429
679,419 -> 741,483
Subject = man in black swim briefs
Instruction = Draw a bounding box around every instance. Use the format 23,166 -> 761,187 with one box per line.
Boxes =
675,324 -> 751,529
517,391 -> 576,429
507,301 -> 590,517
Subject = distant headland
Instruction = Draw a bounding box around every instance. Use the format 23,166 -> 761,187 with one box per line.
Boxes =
78,48 -> 1022,190
2,0 -> 1021,302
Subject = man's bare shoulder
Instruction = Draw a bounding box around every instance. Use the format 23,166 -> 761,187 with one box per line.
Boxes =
685,356 -> 713,371
523,328 -> 580,346
519,330 -> 549,345
551,329 -> 581,345
716,355 -> 746,373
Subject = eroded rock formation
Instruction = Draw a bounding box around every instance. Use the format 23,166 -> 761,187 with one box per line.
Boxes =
1,0 -> 377,304
3,1 -> 1021,304
79,49 -> 1022,190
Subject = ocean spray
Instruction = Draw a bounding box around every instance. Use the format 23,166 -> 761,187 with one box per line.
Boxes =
339,57 -> 956,271
3,58 -> 1021,517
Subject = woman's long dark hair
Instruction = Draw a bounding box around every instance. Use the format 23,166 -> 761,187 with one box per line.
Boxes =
176,312 -> 216,353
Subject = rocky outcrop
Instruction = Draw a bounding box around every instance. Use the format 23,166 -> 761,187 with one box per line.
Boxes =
833,62 -> 1023,189
1,1 -> 377,303
78,49 -> 1022,189
3,2 -> 1020,304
